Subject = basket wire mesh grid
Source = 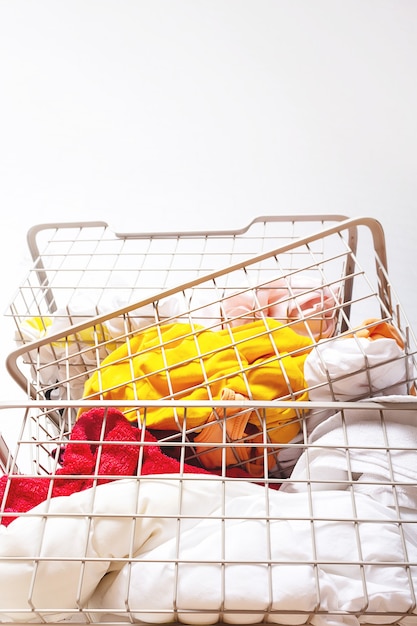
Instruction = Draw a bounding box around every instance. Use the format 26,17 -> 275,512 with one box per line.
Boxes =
1,215 -> 417,626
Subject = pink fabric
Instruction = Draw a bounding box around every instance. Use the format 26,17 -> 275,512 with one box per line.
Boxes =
224,276 -> 339,340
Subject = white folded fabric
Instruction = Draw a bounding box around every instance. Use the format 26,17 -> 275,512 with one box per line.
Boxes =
282,396 -> 417,509
304,336 -> 413,401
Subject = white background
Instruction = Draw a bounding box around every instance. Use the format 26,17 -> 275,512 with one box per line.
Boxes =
0,1 -> 416,443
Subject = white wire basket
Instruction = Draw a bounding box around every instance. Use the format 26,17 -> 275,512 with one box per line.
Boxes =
1,215 -> 417,626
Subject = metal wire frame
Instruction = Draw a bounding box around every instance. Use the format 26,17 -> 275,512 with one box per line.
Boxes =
1,215 -> 417,625
6,216 -> 412,406
8,215 -> 351,330
0,398 -> 416,625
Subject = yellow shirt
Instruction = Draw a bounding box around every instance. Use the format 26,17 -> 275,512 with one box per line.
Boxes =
80,318 -> 313,443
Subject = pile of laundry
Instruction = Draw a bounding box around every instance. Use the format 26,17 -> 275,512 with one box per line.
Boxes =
1,399 -> 417,625
14,275 -> 415,478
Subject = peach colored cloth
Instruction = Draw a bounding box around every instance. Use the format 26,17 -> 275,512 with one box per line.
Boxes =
194,388 -> 277,477
224,276 -> 339,340
348,317 -> 404,349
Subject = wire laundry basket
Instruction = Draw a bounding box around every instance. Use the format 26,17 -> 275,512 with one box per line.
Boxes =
1,215 -> 417,626
7,214 -> 351,331
5,215 -> 416,399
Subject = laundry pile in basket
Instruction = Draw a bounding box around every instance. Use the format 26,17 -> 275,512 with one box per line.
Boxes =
2,269 -> 417,625
0,399 -> 417,625
14,274 -> 415,478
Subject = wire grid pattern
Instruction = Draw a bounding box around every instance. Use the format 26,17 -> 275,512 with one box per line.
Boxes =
6,217 -> 416,411
0,400 -> 417,624
1,216 -> 417,624
7,215 -> 348,330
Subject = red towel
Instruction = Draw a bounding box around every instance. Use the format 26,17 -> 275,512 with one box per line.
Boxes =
0,407 -> 258,527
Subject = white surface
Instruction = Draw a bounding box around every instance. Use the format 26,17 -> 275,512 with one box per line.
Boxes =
0,1 -> 416,442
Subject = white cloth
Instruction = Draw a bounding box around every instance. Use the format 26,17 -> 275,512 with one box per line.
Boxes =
15,294 -> 184,399
0,473 -> 416,625
304,336 -> 413,401
273,337 -> 415,478
282,396 -> 417,508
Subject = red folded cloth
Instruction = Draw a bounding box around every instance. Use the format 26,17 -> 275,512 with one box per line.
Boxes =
0,407 -> 262,527
0,407 -> 207,526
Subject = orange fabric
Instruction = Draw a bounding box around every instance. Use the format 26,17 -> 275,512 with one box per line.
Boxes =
347,318 -> 405,349
194,388 -> 276,477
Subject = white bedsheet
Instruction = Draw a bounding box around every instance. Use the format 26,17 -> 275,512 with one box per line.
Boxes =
281,396 -> 417,507
0,469 -> 416,626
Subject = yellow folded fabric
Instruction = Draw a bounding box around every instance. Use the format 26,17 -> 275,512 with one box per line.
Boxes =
79,319 -> 313,442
